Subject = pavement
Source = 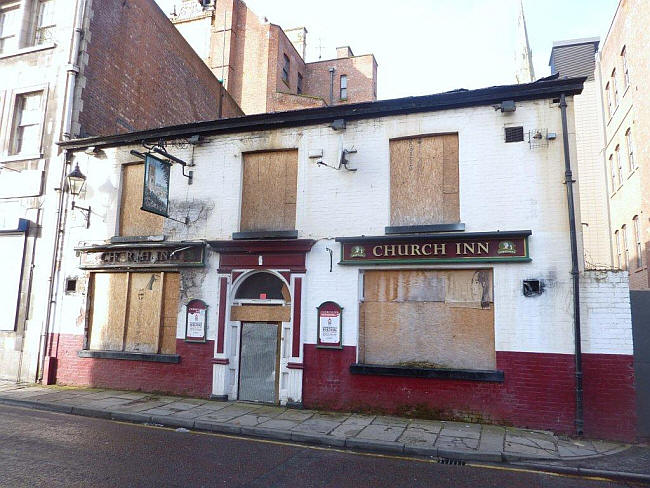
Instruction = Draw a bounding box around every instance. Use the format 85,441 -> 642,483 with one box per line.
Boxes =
1,380 -> 648,483
2,403 -> 631,488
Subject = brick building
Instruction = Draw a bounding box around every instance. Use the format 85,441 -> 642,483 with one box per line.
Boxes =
595,0 -> 650,439
550,0 -> 649,439
167,0 -> 378,114
49,76 -> 636,441
0,0 -> 241,383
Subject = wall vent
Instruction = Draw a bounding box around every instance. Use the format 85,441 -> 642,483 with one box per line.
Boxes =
504,126 -> 524,143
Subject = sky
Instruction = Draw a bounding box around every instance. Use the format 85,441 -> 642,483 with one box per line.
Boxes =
155,0 -> 618,100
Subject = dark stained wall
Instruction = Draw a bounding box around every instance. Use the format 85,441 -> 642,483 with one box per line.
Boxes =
78,0 -> 242,137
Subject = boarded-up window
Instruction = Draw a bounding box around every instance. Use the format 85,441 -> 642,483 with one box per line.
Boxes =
241,150 -> 297,231
119,163 -> 164,237
87,271 -> 179,354
390,134 -> 459,226
359,269 -> 494,370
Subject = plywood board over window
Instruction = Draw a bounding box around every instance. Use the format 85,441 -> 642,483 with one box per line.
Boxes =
359,269 -> 494,370
87,271 -> 180,354
390,134 -> 459,226
240,150 -> 298,231
119,163 -> 164,237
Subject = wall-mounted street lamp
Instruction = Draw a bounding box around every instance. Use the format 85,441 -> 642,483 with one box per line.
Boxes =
66,163 -> 91,228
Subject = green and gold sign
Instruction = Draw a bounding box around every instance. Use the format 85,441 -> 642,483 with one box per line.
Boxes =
336,231 -> 531,265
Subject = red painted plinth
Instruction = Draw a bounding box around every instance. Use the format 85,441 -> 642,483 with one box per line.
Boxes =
302,346 -> 636,441
50,334 -> 214,398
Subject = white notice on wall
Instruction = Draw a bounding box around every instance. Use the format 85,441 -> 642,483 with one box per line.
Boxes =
319,311 -> 340,344
187,308 -> 206,338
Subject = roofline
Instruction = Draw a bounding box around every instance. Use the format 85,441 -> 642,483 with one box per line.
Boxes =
58,76 -> 586,151
551,37 -> 600,48
306,53 -> 378,67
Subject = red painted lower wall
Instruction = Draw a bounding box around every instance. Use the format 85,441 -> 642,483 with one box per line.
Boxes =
302,346 -> 636,441
48,334 -> 213,398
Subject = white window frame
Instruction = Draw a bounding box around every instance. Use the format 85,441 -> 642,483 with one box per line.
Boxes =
1,84 -> 48,162
634,215 -> 643,269
626,128 -> 635,171
611,69 -> 619,108
605,82 -> 612,118
32,0 -> 55,46
340,74 -> 348,100
621,46 -> 630,90
609,154 -> 616,193
615,230 -> 621,269
615,145 -> 623,187
622,224 -> 629,270
0,1 -> 21,54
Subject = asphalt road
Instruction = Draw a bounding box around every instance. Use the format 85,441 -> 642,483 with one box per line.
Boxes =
0,405 -> 640,488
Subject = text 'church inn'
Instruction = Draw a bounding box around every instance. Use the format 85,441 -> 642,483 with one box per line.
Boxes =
47,76 -> 636,441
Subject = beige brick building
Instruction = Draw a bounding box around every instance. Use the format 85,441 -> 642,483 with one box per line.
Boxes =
596,0 -> 650,291
168,0 -> 378,114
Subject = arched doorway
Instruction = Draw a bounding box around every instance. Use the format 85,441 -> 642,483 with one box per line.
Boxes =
232,271 -> 291,403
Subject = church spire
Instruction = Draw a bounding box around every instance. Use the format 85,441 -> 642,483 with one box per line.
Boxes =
515,0 -> 535,83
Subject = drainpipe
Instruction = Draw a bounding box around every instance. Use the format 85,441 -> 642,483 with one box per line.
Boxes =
329,67 -> 335,105
62,0 -> 86,139
37,0 -> 86,382
560,92 -> 584,436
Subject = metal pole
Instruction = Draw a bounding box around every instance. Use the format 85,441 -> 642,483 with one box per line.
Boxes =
560,92 -> 584,436
329,68 -> 335,105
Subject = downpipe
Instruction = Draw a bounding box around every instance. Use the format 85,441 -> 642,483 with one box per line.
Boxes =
37,0 -> 86,382
560,93 -> 584,436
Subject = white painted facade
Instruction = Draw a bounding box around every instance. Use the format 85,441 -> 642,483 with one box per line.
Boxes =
0,1 -> 82,381
54,94 -> 633,404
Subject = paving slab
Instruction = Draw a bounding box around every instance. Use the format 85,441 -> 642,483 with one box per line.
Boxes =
329,415 -> 375,438
356,424 -> 405,442
506,434 -> 557,452
439,422 -> 482,439
290,418 -> 340,435
230,413 -> 277,426
436,435 -> 480,450
399,426 -> 439,446
272,410 -> 314,422
478,425 -> 506,452
371,415 -> 410,427
170,407 -> 223,419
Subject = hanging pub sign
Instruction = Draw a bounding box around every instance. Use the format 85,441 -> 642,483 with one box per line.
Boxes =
336,230 -> 531,265
185,299 -> 208,342
317,301 -> 343,349
142,154 -> 171,217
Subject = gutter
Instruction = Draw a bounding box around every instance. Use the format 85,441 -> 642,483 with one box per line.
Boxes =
559,93 -> 584,436
58,77 -> 587,151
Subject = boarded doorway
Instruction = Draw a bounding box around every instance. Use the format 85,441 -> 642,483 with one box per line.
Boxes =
238,322 -> 279,403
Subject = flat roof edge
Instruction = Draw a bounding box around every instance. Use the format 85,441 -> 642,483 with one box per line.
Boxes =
59,77 -> 586,151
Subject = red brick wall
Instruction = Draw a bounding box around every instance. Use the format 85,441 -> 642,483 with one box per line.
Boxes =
304,55 -> 377,106
303,345 -> 637,441
49,334 -> 214,398
78,0 -> 242,137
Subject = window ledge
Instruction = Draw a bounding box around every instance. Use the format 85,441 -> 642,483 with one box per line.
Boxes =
233,230 -> 298,240
350,363 -> 504,382
78,350 -> 180,363
0,42 -> 56,60
385,223 -> 465,234
0,153 -> 43,164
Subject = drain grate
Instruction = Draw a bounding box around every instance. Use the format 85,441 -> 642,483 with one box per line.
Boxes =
437,458 -> 466,466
